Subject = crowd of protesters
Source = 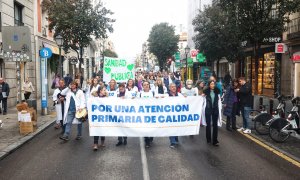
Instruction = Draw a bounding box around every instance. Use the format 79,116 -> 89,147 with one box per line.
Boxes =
52,70 -> 252,151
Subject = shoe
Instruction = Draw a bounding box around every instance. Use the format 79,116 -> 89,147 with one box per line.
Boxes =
226,127 -> 232,131
169,144 -> 175,149
93,144 -> 98,151
116,141 -> 123,146
0,107 -> 2,114
145,144 -> 150,148
237,127 -> 245,132
189,135 -> 194,138
100,140 -> 105,147
212,142 -> 219,146
243,129 -> 251,134
123,140 -> 127,145
59,136 -> 69,141
54,124 -> 60,129
232,127 -> 237,131
3,112 -> 7,115
75,136 -> 82,140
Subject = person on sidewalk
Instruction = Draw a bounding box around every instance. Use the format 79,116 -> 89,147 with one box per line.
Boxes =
203,80 -> 222,146
195,79 -> 205,96
59,81 -> 86,141
22,77 -> 35,100
53,79 -> 66,131
92,85 -> 107,151
223,79 -> 239,131
140,81 -> 154,148
236,77 -> 252,134
116,83 -> 128,147
168,83 -> 182,148
0,78 -> 10,115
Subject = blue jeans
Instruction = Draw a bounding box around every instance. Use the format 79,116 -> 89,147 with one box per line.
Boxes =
64,111 -> 82,137
241,106 -> 251,129
169,136 -> 179,145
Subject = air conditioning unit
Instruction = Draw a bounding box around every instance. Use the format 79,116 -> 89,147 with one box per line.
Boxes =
42,27 -> 47,37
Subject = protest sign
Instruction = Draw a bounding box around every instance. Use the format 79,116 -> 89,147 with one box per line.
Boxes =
88,96 -> 204,137
103,57 -> 135,83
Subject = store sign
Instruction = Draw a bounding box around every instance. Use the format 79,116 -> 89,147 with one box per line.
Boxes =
275,43 -> 286,53
190,49 -> 198,58
292,52 -> 300,62
263,37 -> 282,43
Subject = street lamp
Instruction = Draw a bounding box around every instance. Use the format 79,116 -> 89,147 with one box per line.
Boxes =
69,56 -> 78,79
54,34 -> 64,77
184,45 -> 190,81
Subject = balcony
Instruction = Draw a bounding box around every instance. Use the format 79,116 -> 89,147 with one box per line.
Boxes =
14,19 -> 24,26
287,17 -> 300,40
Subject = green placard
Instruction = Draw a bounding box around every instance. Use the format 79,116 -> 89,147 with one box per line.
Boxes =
175,52 -> 180,60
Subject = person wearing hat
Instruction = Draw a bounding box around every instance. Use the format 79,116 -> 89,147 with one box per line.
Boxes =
59,81 -> 86,141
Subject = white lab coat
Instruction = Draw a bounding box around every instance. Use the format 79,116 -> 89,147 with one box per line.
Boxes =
53,88 -> 63,124
62,88 -> 86,125
201,95 -> 222,127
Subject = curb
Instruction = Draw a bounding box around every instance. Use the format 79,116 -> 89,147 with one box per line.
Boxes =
0,119 -> 56,161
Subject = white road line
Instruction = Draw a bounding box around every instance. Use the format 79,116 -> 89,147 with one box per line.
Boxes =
140,137 -> 150,180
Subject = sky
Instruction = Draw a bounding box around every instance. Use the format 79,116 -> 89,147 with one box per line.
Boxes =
103,0 -> 188,61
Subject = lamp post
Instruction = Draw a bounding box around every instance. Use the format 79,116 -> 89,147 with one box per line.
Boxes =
184,45 -> 190,81
54,34 -> 64,77
69,56 -> 78,79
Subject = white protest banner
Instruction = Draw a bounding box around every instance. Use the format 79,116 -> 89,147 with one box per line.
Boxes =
88,96 -> 204,137
103,57 -> 135,83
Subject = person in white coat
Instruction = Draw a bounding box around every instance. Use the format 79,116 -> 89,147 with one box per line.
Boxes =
52,79 -> 66,132
154,78 -> 168,97
126,79 -> 138,98
59,81 -> 86,141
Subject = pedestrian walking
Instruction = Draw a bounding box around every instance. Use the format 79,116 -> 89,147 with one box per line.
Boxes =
90,78 -> 100,97
223,79 -> 239,131
126,79 -> 138,98
140,81 -> 154,148
168,83 -> 183,148
154,78 -> 167,97
92,85 -> 107,151
0,78 -> 10,115
195,79 -> 205,95
63,74 -> 73,87
22,77 -> 35,100
203,80 -> 222,146
181,79 -> 198,96
59,81 -> 86,141
236,77 -> 252,134
53,79 -> 66,132
224,71 -> 232,89
116,83 -> 128,146
107,79 -> 118,97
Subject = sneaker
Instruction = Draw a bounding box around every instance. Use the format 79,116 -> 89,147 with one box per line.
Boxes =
243,129 -> 251,134
93,144 -> 98,151
169,144 -> 176,149
59,136 -> 69,141
75,136 -> 82,140
237,127 -> 245,132
145,144 -> 150,148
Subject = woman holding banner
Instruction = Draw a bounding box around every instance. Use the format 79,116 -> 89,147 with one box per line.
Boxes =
139,81 -> 154,148
203,80 -> 222,146
116,83 -> 129,146
92,85 -> 108,151
107,79 -> 118,97
126,79 -> 138,98
154,78 -> 168,97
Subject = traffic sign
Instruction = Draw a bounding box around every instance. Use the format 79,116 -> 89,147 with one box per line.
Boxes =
40,47 -> 53,58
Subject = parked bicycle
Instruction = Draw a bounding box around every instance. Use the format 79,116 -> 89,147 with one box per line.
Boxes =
269,97 -> 300,143
254,95 -> 291,135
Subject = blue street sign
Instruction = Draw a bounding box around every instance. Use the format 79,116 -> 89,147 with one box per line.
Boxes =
40,47 -> 53,58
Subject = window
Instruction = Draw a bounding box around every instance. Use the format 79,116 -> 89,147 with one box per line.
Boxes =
14,2 -> 24,26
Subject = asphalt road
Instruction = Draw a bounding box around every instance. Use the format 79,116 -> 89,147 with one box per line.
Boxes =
0,124 -> 299,180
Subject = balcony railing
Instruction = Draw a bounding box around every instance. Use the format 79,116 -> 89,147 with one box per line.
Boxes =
14,19 -> 24,26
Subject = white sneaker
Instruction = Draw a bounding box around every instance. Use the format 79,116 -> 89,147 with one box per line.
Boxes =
237,127 -> 245,132
243,129 -> 251,134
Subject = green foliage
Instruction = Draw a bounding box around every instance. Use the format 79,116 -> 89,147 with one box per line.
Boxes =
42,0 -> 115,63
103,49 -> 118,58
147,23 -> 179,71
193,4 -> 244,63
47,55 -> 58,73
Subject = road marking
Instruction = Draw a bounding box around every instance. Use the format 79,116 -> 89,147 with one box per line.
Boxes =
222,120 -> 300,168
140,137 -> 150,180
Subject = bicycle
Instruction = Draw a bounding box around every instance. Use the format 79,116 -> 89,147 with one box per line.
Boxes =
269,97 -> 300,143
254,95 -> 291,135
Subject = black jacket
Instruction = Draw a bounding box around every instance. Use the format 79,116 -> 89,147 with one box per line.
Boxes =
0,82 -> 10,99
204,87 -> 220,115
238,82 -> 252,107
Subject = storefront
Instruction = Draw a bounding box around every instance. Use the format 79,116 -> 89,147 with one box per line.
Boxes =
245,50 -> 277,97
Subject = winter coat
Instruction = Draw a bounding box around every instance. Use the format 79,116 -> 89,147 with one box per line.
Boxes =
0,82 -> 10,99
223,86 -> 238,117
238,82 -> 252,107
201,87 -> 222,127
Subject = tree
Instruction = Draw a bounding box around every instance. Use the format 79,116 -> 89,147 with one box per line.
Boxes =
192,4 -> 243,65
42,0 -> 115,73
147,23 -> 179,71
103,49 -> 118,58
220,0 -> 300,93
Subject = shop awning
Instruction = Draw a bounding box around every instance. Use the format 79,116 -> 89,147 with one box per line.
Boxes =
292,52 -> 300,62
43,42 -> 65,55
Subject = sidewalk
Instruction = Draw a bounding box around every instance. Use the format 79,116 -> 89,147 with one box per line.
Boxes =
0,98 -> 56,160
226,115 -> 300,162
